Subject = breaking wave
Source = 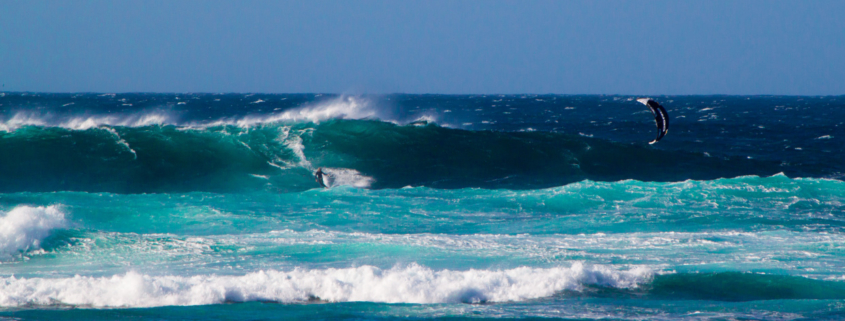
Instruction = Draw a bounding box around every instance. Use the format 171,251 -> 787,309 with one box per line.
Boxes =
0,118 -> 796,193
317,167 -> 375,188
198,96 -> 381,127
0,205 -> 67,259
0,96 -> 385,132
0,110 -> 175,132
0,263 -> 650,307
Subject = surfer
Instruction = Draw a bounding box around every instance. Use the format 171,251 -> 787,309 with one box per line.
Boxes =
314,167 -> 328,188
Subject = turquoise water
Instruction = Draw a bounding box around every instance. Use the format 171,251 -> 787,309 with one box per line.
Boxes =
1,94 -> 844,320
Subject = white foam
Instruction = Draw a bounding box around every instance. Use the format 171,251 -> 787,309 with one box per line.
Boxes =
282,128 -> 313,169
202,96 -> 379,128
99,126 -> 137,159
411,114 -> 439,124
0,263 -> 651,307
0,112 -> 47,131
3,97 -> 373,132
0,111 -> 175,132
59,112 -> 172,130
0,96 -> 436,132
320,167 -> 375,188
0,206 -> 67,259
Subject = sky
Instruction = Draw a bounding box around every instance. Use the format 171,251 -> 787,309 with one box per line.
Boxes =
1,0 -> 844,95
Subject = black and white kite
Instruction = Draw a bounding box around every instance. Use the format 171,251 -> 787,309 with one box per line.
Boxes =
637,98 -> 669,144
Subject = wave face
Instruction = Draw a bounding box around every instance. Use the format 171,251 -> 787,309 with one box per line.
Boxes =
0,119 -> 792,193
1,93 -> 845,320
1,93 -> 843,194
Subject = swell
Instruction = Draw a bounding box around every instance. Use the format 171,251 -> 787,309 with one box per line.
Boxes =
573,272 -> 845,302
3,175 -> 843,236
0,119 -> 799,193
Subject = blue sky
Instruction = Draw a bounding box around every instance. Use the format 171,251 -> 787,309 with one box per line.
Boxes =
1,0 -> 843,94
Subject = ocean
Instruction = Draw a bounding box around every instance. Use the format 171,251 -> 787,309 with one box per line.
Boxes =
0,93 -> 843,320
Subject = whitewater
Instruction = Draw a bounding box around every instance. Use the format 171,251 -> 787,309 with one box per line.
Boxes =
1,93 -> 844,320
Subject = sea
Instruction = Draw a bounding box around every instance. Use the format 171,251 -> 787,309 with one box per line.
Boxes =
0,93 -> 844,320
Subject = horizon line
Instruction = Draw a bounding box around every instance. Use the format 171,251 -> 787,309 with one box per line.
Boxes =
2,91 -> 844,97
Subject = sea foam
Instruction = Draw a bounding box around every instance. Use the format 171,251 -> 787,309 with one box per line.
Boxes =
193,96 -> 381,128
0,263 -> 650,307
0,206 -> 67,259
319,167 -> 375,188
0,111 -> 175,132
1,96 -> 383,132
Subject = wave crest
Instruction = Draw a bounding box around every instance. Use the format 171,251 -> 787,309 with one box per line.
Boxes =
0,263 -> 650,307
0,111 -> 175,132
0,205 -> 67,258
229,96 -> 378,126
0,96 -> 386,132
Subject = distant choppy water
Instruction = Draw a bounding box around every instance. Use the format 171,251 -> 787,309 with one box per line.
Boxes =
1,93 -> 844,320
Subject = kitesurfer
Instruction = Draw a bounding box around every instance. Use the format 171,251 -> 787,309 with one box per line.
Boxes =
314,167 -> 328,188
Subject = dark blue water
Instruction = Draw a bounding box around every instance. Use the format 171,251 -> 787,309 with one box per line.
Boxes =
0,93 -> 843,320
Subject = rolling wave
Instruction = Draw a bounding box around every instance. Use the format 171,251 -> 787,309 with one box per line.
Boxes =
0,206 -> 66,259
0,119 -> 794,193
0,263 -> 650,307
0,95 -> 396,132
3,265 -> 844,308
